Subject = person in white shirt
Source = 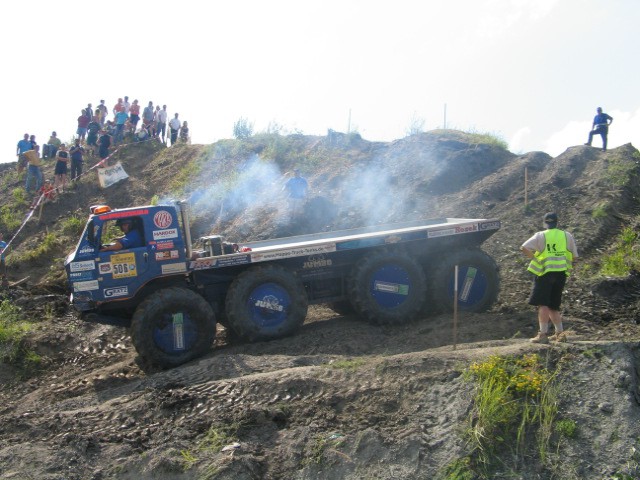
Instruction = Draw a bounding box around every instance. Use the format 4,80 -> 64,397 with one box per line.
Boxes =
157,105 -> 168,143
168,113 -> 181,146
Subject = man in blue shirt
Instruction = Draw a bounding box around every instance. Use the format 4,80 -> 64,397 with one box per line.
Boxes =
585,107 -> 613,151
283,169 -> 308,220
100,219 -> 143,251
16,133 -> 32,173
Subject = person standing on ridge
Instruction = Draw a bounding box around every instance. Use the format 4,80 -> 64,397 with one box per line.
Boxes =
16,133 -> 32,173
157,105 -> 168,143
520,212 -> 579,344
585,107 -> 613,151
169,113 -> 180,145
69,138 -> 85,181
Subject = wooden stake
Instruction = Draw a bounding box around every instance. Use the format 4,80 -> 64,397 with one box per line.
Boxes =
524,166 -> 528,208
453,264 -> 458,351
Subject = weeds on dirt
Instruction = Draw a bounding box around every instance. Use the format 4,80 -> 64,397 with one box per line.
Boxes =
604,151 -> 639,186
325,358 -> 367,371
179,422 -> 240,473
436,456 -> 475,480
610,438 -> 640,479
599,227 -> 640,276
15,233 -> 58,263
555,418 -> 578,438
463,129 -> 509,150
303,432 -> 347,466
61,215 -> 85,237
0,300 -> 41,373
463,353 -> 559,477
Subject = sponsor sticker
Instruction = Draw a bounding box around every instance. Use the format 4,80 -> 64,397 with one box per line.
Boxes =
70,260 -> 95,272
190,254 -> 251,270
454,224 -> 478,234
153,228 -> 178,241
73,280 -> 100,292
479,220 -> 501,230
153,210 -> 173,229
155,250 -> 180,261
156,240 -> 175,250
99,262 -> 113,274
69,271 -> 94,281
104,286 -> 129,298
374,281 -> 409,295
427,228 -> 455,238
78,245 -> 95,255
303,254 -> 333,269
100,209 -> 148,220
251,244 -> 336,263
111,252 -> 137,279
254,295 -> 284,312
161,262 -> 187,274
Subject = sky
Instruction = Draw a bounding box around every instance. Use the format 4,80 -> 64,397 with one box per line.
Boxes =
2,0 -> 639,164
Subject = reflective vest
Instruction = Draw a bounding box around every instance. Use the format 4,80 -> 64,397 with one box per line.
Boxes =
527,229 -> 573,276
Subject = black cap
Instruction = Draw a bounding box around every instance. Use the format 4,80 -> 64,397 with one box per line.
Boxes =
543,212 -> 558,228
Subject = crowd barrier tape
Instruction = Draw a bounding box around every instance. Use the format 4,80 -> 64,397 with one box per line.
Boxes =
0,135 -> 162,267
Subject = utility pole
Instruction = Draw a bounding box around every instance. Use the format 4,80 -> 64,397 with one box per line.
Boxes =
443,103 -> 447,129
347,108 -> 351,133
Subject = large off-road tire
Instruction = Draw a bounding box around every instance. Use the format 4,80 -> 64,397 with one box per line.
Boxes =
348,250 -> 427,325
225,265 -> 308,341
130,287 -> 216,368
430,249 -> 499,313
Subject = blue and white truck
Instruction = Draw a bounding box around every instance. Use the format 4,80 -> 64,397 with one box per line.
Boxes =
65,202 -> 501,367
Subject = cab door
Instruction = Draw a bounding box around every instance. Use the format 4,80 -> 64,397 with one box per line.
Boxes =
95,216 -> 151,301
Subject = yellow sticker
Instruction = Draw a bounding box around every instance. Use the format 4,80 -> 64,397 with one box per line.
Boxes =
111,252 -> 137,278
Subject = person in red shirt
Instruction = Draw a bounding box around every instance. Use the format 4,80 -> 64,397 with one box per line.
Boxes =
77,110 -> 90,141
113,98 -> 125,116
129,99 -> 141,133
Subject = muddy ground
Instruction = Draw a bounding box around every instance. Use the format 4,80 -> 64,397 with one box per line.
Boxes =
1,132 -> 640,479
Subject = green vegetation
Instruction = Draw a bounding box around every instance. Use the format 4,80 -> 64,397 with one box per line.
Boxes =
0,300 -> 41,373
599,227 -> 640,276
464,129 -> 509,150
233,117 -> 254,139
304,433 -> 347,466
591,204 -> 608,219
555,418 -> 578,438
61,214 -> 85,236
0,204 -> 22,232
180,422 -> 240,473
463,354 -> 559,477
437,456 -> 475,480
605,151 -> 638,186
19,233 -> 59,262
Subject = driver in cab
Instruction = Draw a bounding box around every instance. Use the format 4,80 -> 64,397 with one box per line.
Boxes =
100,218 -> 143,251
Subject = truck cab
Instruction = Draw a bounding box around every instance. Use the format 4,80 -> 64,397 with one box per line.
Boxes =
65,204 -> 188,312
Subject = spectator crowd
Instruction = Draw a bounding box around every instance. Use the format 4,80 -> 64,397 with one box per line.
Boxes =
15,96 -> 191,198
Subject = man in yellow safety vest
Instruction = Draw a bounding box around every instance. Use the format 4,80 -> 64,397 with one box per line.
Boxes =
520,212 -> 579,344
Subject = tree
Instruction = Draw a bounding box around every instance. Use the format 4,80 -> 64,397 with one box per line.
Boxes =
233,117 -> 254,139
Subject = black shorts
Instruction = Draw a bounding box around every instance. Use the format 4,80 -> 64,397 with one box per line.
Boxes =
528,271 -> 567,310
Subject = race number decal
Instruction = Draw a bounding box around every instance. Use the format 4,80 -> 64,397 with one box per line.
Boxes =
111,252 -> 137,279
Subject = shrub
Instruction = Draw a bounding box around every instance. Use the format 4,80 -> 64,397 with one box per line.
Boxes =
233,117 -> 254,139
464,354 -> 558,475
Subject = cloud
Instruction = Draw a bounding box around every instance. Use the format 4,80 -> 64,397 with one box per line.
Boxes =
477,0 -> 559,38
509,126 -> 532,154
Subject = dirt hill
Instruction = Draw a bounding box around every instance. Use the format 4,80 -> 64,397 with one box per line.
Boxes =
0,131 -> 639,479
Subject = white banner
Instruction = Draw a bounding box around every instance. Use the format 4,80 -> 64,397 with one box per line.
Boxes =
98,162 -> 129,188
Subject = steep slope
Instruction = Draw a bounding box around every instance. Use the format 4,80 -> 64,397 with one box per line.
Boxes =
1,131 -> 639,479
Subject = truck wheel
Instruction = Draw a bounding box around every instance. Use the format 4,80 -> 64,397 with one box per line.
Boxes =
225,265 -> 308,341
430,249 -> 499,313
130,287 -> 216,368
348,251 -> 427,325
